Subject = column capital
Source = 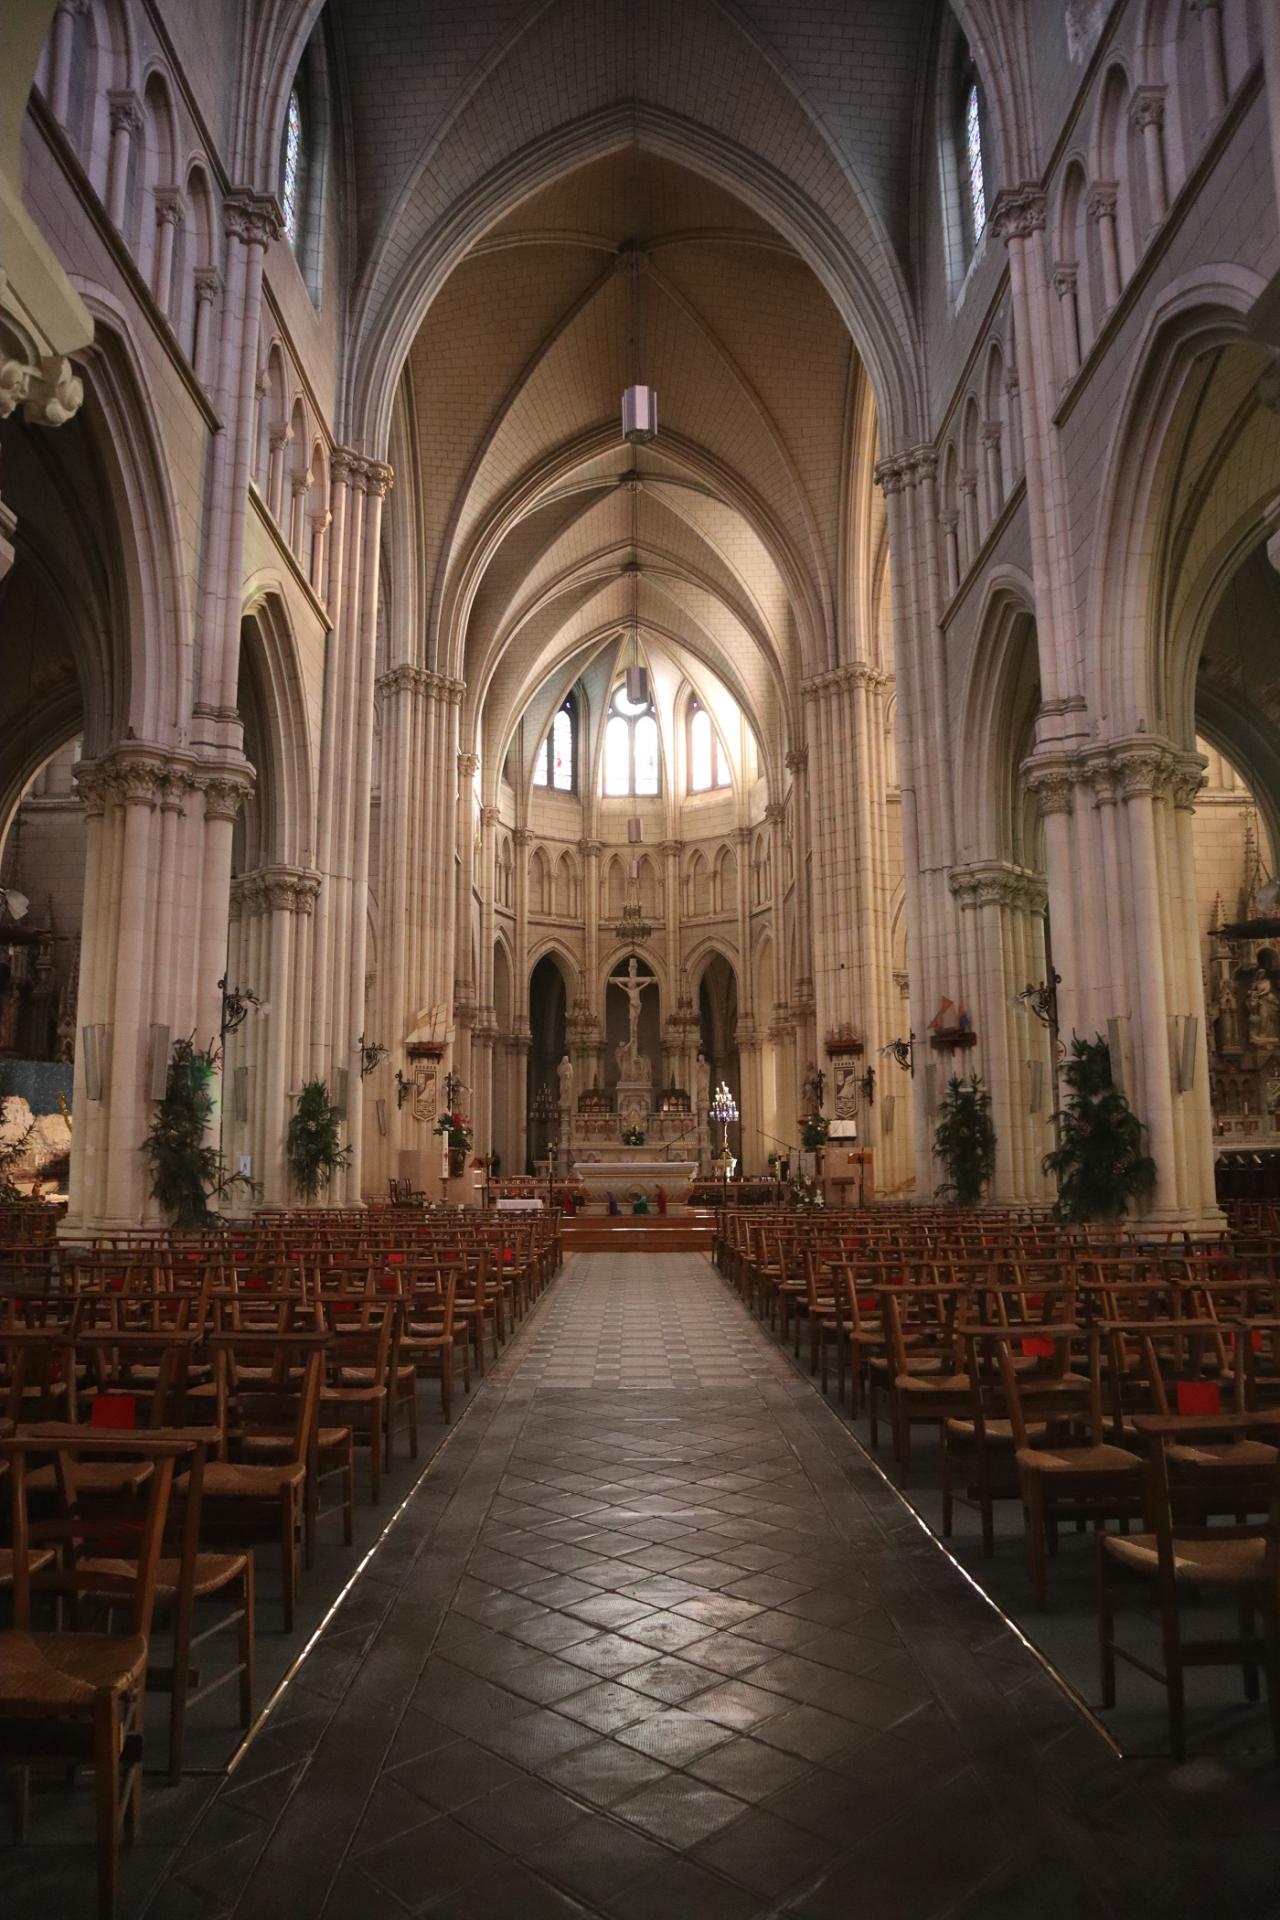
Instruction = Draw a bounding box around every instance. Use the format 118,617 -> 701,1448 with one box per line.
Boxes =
1086,181 -> 1119,223
991,184 -> 1047,243
155,186 -> 186,228
197,764 -> 255,822
224,190 -> 283,248
107,88 -> 143,136
1052,263 -> 1078,299
764,803 -> 786,825
364,459 -> 395,499
1129,84 -> 1166,132
659,839 -> 683,857
1020,752 -> 1080,816
194,266 -> 222,305
480,805 -> 501,827
785,746 -> 809,774
458,751 -> 480,779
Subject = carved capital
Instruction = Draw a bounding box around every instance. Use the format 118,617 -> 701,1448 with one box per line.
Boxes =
294,874 -> 321,915
107,88 -> 143,136
1022,757 -> 1078,816
199,770 -> 254,823
224,191 -> 283,249
291,469 -> 313,498
194,266 -> 222,305
1129,85 -> 1166,132
957,468 -> 979,498
785,747 -> 809,774
364,459 -> 395,500
155,186 -> 186,228
1086,181 -> 1119,223
908,446 -> 938,482
512,828 -> 532,849
74,762 -> 108,820
1112,745 -> 1175,801
764,802 -> 786,825
872,453 -> 911,497
991,185 -> 1047,243
1052,263 -> 1078,299
479,805 -> 501,827
979,422 -> 1002,451
457,751 -> 479,779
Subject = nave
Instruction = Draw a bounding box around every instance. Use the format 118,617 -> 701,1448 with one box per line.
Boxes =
13,1252 -> 1270,1920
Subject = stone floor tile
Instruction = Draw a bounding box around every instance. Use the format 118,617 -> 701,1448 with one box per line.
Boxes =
615,1707 -> 735,1765
610,1773 -> 748,1849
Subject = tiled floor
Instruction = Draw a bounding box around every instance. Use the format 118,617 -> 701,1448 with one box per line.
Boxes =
9,1253 -> 1280,1919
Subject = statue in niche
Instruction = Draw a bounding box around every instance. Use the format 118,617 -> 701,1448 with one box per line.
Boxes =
801,1059 -> 825,1114
557,1053 -> 574,1108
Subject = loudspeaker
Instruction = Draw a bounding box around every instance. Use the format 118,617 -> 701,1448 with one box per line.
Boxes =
82,1025 -> 102,1101
627,817 -> 643,844
334,1067 -> 349,1117
1178,1014 -> 1198,1093
882,1093 -> 895,1136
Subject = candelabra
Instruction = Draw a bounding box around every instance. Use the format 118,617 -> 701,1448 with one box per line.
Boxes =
356,1032 -> 388,1077
881,1032 -> 915,1076
1016,971 -> 1061,1028
710,1080 -> 738,1188
218,975 -> 261,1038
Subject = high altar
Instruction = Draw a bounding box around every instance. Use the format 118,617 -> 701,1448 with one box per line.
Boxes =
557,958 -> 704,1202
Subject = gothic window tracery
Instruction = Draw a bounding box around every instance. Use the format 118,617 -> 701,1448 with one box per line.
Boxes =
282,88 -> 303,249
603,682 -> 660,797
689,701 -> 730,793
532,694 -> 576,791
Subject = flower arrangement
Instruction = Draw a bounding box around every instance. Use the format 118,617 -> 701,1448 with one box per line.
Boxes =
434,1110 -> 473,1152
286,1079 -> 352,1200
621,1126 -> 646,1146
790,1172 -> 825,1207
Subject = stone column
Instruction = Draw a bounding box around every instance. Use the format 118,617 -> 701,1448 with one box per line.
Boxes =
1053,266 -> 1081,381
1130,87 -> 1169,227
104,90 -> 142,231
48,0 -> 90,126
152,187 -> 185,316
1088,183 -> 1122,312
1190,0 -> 1227,122
191,268 -> 221,388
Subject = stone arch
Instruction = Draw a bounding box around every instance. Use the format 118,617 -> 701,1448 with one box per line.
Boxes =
1085,268 -> 1272,740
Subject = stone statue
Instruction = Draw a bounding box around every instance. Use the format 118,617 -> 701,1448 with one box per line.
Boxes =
608,955 -> 656,1057
1248,974 -> 1280,1049
801,1059 -> 825,1114
557,1052 -> 574,1107
695,1052 -> 711,1115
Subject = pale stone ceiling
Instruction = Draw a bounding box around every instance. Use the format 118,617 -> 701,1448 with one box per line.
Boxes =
397,147 -> 869,786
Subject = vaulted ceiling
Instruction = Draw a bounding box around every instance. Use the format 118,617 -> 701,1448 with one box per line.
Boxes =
388,147 -> 884,797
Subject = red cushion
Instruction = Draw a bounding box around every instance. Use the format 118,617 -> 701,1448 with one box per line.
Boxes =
1176,1381 -> 1221,1414
92,1394 -> 137,1429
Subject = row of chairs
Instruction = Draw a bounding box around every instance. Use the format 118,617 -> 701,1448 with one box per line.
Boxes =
722,1206 -> 1280,1760
0,1211 -> 562,1918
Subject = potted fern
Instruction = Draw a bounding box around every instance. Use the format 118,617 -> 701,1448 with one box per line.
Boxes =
286,1079 -> 352,1200
1043,1034 -> 1156,1220
142,1036 -> 254,1226
933,1074 -> 996,1207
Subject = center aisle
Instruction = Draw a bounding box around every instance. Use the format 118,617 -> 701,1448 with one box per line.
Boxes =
150,1255 -> 1210,1920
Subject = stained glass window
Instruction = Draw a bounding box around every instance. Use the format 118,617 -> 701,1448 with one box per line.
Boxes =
634,715 -> 660,795
533,699 -> 575,789
604,715 -> 630,795
965,80 -> 986,243
690,703 -> 730,792
550,705 -> 573,791
602,684 -> 661,795
282,89 -> 302,248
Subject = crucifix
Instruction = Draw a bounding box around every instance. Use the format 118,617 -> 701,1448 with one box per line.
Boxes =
608,955 -> 656,1058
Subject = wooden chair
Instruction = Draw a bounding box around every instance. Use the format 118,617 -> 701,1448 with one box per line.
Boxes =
881,1287 -> 974,1485
400,1274 -> 461,1421
993,1329 -> 1143,1608
0,1431 -> 187,1920
195,1334 -> 325,1630
320,1303 -> 392,1503
1098,1410 -> 1280,1758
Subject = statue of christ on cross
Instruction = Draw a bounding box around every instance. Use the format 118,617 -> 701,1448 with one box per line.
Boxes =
609,955 -> 656,1059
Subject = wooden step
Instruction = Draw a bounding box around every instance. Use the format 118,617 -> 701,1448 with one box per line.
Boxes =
561,1213 -> 716,1254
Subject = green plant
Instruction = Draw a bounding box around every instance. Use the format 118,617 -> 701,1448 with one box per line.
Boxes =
1043,1034 -> 1156,1221
434,1109 -> 473,1152
800,1113 -> 828,1150
142,1036 -> 254,1227
286,1079 -> 352,1200
933,1074 -> 996,1207
621,1126 -> 646,1146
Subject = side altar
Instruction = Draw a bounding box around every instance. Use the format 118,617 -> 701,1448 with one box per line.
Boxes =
554,958 -> 708,1200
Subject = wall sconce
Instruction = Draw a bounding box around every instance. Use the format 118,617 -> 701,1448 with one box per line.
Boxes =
394,1069 -> 413,1110
357,1032 -> 388,1077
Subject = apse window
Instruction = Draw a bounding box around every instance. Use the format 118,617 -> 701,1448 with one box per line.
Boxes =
964,77 -> 987,243
689,702 -> 730,793
532,695 -> 576,792
282,88 -> 303,248
604,682 -> 660,797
